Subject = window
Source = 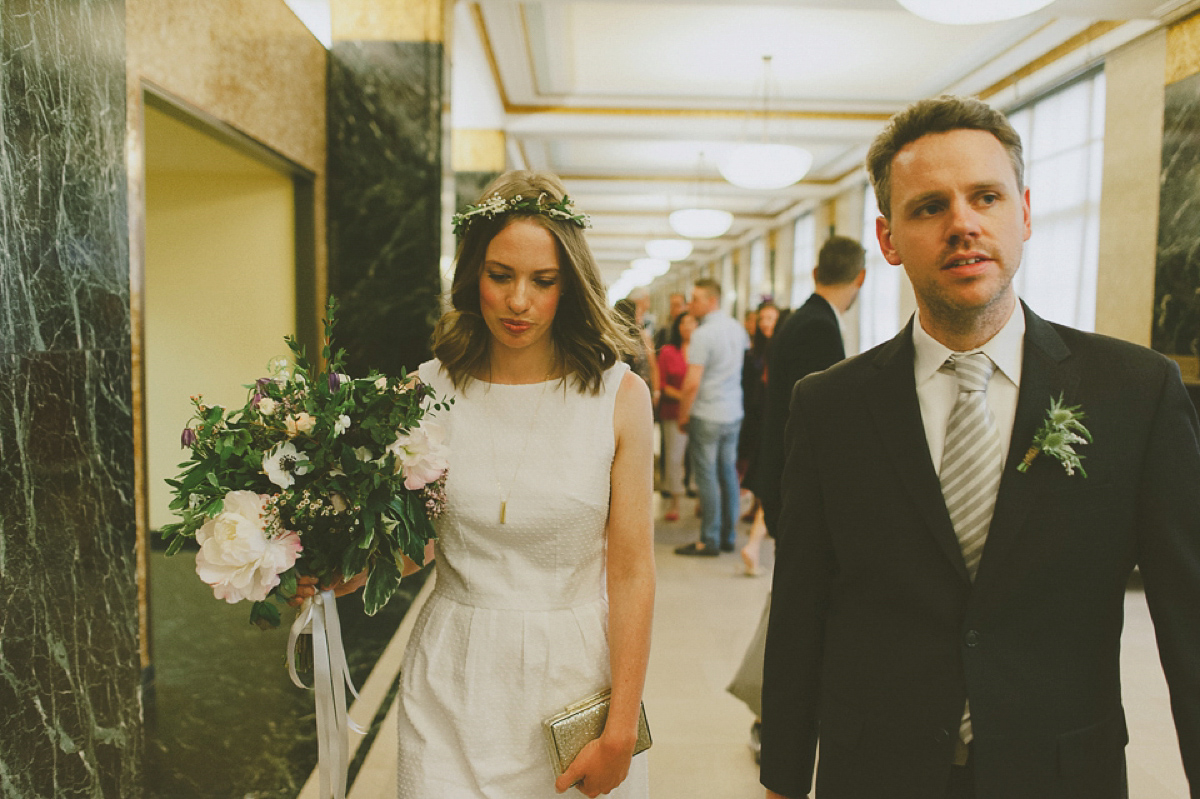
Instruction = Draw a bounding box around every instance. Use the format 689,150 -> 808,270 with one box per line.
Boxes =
1008,71 -> 1105,331
791,214 -> 816,307
858,182 -> 903,352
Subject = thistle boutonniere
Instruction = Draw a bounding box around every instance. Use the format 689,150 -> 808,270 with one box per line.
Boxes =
1017,394 -> 1093,477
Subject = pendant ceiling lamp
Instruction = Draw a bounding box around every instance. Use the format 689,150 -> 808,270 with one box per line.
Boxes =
645,239 -> 694,261
669,152 -> 734,239
896,0 -> 1057,25
719,56 -> 812,191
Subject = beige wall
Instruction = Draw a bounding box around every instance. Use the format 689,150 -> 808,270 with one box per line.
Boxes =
1095,29 -> 1167,347
143,107 -> 297,531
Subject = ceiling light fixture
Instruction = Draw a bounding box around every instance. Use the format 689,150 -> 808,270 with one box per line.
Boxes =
719,56 -> 812,191
646,239 -> 694,261
669,152 -> 734,239
895,0 -> 1057,25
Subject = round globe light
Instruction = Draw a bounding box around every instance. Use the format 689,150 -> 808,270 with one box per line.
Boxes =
719,143 -> 812,191
668,208 -> 733,239
896,0 -> 1056,25
630,257 -> 671,280
645,239 -> 694,261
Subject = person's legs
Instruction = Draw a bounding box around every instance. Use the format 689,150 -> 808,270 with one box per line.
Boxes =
662,420 -> 688,519
684,417 -> 721,552
717,420 -> 742,551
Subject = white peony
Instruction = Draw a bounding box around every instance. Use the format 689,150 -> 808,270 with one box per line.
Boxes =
258,397 -> 278,416
194,491 -> 302,603
374,376 -> 389,391
387,420 -> 449,490
263,441 -> 312,489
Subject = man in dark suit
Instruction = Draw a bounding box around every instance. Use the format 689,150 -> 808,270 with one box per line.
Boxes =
758,235 -> 866,538
760,95 -> 1200,799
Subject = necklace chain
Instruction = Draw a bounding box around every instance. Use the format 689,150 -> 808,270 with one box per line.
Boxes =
485,369 -> 554,524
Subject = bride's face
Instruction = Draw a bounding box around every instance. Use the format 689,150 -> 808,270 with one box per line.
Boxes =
478,218 -> 563,357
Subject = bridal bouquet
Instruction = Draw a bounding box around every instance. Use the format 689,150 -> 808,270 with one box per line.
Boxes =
161,300 -> 451,628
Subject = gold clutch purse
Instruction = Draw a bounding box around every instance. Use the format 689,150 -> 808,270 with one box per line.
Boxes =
543,689 -> 652,778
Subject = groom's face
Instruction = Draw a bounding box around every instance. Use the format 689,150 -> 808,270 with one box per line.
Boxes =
876,128 -> 1031,329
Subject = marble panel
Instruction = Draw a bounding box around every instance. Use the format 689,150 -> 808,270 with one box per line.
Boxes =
327,41 -> 444,379
0,348 -> 140,798
1152,71 -> 1200,371
0,0 -> 130,356
455,170 -> 500,218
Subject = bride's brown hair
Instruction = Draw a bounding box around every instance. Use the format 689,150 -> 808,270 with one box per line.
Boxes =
432,170 -> 634,394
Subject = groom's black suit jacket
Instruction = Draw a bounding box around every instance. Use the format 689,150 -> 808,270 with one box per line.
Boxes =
760,304 -> 1200,799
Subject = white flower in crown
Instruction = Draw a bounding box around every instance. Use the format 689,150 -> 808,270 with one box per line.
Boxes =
194,490 -> 303,603
387,420 -> 450,491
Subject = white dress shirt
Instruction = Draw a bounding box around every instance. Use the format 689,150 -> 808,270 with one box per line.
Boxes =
913,302 -> 1025,475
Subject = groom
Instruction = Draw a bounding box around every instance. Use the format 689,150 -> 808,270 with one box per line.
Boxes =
760,95 -> 1200,799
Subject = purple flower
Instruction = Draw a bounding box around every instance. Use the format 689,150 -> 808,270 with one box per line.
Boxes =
328,372 -> 342,392
256,377 -> 273,389
252,392 -> 264,406
180,427 -> 198,448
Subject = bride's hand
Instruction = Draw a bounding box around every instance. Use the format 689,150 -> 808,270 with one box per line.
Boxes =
286,571 -> 369,608
553,732 -> 634,797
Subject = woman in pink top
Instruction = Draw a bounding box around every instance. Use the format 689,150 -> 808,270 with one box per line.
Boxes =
656,311 -> 697,521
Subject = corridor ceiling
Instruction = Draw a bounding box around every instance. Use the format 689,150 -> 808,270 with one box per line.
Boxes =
449,0 -> 1192,284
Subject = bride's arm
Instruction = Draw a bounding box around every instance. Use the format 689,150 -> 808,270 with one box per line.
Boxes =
556,370 -> 656,796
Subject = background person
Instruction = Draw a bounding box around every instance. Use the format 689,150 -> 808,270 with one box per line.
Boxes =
675,279 -> 750,557
657,310 -> 697,522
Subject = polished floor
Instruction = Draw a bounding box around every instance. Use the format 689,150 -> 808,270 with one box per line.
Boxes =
320,495 -> 1189,799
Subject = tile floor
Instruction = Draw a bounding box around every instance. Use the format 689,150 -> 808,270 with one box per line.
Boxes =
336,496 -> 1190,798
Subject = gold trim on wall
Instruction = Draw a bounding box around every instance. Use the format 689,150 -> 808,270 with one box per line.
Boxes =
333,0 -> 446,43
978,21 -> 1124,100
1167,10 -> 1200,83
453,128 -> 507,172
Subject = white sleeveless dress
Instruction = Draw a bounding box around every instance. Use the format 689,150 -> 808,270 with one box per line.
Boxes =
396,359 -> 649,799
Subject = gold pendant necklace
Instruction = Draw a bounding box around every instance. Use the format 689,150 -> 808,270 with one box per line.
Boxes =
486,369 -> 554,524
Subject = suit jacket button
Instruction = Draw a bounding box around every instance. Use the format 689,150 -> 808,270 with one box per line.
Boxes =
965,630 -> 981,647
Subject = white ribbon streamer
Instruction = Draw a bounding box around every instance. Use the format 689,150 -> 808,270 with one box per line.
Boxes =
287,590 -> 363,799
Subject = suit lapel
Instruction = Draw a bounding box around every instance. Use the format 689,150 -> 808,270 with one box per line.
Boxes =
975,304 -> 1077,586
868,320 -> 971,584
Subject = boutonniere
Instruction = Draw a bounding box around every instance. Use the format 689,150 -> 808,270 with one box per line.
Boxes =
1017,394 -> 1093,477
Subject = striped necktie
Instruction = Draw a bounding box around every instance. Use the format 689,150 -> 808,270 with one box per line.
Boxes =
939,352 -> 1002,581
939,352 -> 1002,750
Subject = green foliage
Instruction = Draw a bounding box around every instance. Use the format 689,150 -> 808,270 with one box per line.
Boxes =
164,296 -> 451,627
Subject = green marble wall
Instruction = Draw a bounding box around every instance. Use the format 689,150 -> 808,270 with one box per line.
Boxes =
0,1 -> 142,797
327,40 -> 445,379
1154,70 -> 1200,361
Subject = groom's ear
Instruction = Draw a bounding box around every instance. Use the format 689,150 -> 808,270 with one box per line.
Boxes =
876,215 -> 902,266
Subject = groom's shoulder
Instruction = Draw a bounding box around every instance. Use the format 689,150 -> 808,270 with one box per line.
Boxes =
1046,320 -> 1178,380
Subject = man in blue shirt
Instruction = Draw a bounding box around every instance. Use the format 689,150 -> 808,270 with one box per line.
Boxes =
676,278 -> 751,556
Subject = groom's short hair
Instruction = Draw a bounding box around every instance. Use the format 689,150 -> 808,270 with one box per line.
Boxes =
867,95 -> 1024,221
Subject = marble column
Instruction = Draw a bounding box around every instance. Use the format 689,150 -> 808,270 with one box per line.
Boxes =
327,0 -> 449,379
0,1 -> 142,797
1153,70 -> 1200,374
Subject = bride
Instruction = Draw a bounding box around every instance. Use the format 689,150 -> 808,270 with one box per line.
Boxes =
299,170 -> 656,797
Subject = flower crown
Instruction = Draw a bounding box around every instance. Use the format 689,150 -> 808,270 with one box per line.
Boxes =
451,192 -> 592,235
